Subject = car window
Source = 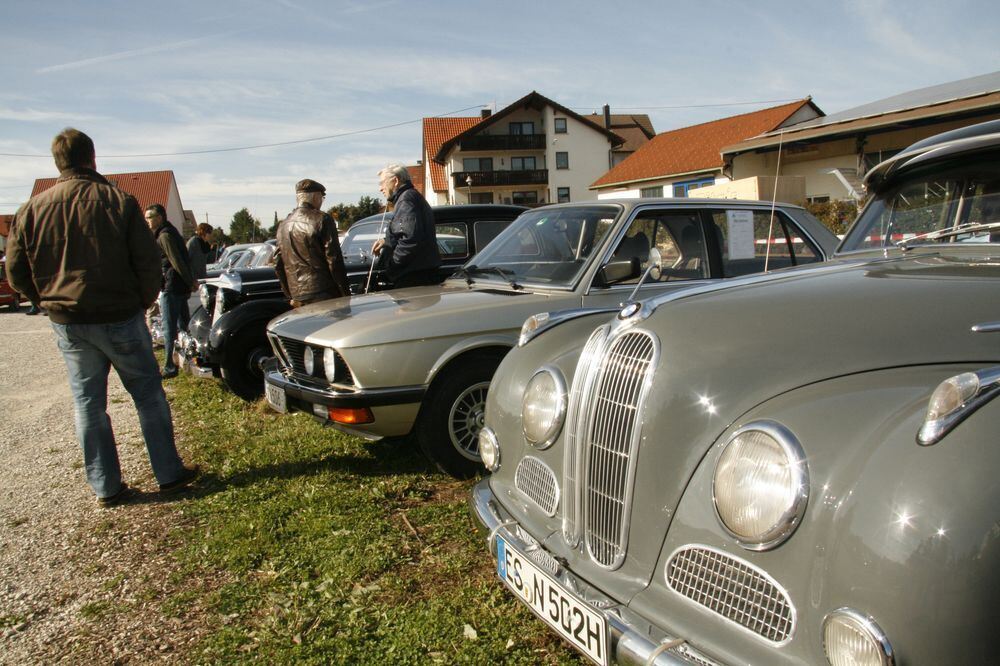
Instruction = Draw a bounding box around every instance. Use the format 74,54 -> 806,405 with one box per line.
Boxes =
341,221 -> 383,257
436,224 -> 469,258
711,210 -> 821,277
603,211 -> 707,284
473,220 -> 512,252
469,205 -> 621,286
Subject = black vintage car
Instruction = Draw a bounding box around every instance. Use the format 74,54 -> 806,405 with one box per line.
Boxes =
179,204 -> 526,399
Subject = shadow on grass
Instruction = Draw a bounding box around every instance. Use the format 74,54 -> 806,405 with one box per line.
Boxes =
177,437 -> 440,500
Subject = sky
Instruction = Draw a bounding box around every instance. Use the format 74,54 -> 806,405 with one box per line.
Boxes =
2,0 -> 998,231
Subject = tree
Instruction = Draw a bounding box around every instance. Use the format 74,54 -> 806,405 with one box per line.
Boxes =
356,195 -> 383,220
325,195 -> 385,231
268,211 -> 280,239
229,208 -> 265,243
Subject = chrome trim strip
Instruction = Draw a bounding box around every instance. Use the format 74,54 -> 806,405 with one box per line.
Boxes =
264,370 -> 426,408
918,365 -> 1000,446
665,543 -> 796,646
971,321 -> 1000,333
712,420 -> 810,551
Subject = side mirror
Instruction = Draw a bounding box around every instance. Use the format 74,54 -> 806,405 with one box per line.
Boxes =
596,257 -> 641,287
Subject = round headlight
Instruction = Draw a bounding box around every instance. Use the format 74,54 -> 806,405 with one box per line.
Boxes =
198,284 -> 211,310
479,427 -> 500,472
521,366 -> 567,449
303,346 -> 315,375
823,608 -> 894,666
713,421 -> 808,550
323,348 -> 338,383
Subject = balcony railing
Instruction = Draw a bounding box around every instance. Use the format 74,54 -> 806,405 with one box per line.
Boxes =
453,170 -> 549,188
459,134 -> 546,151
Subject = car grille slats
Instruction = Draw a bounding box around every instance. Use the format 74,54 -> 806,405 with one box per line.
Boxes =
666,546 -> 795,643
514,457 -> 559,516
577,330 -> 656,569
272,336 -> 354,385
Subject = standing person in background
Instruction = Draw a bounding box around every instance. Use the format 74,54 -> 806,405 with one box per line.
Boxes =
6,128 -> 197,505
274,179 -> 349,306
145,203 -> 195,379
186,222 -> 213,281
371,163 -> 441,288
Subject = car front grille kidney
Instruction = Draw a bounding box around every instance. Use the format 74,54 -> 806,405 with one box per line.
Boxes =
514,456 -> 559,516
273,336 -> 353,385
561,326 -> 657,569
666,545 -> 795,643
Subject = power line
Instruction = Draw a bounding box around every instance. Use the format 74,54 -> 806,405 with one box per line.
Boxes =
0,103 -> 489,159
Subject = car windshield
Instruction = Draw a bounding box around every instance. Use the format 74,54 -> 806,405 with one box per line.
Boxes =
841,157 -> 1000,252
461,205 -> 621,287
232,246 -> 266,269
341,220 -> 387,258
250,244 -> 277,267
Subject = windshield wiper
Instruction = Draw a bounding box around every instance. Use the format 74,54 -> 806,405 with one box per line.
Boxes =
896,221 -> 1000,250
456,264 -> 522,290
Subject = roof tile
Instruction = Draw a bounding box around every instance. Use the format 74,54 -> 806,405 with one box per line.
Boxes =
31,170 -> 178,216
423,117 -> 481,192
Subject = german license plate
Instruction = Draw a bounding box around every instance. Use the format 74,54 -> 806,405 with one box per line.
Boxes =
496,535 -> 608,665
265,382 -> 286,413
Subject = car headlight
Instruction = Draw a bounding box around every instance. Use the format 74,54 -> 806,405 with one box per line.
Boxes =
713,420 -> 808,550
479,427 -> 500,472
918,366 -> 1000,446
521,366 -> 567,449
323,348 -> 338,383
303,346 -> 315,375
198,284 -> 211,310
823,608 -> 894,666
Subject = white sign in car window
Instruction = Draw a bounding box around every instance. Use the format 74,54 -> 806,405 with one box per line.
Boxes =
726,210 -> 756,260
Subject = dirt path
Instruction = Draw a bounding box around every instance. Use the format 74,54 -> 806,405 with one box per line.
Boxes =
0,311 -> 206,664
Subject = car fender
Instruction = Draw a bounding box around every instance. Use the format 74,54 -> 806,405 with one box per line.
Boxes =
424,334 -> 517,385
209,298 -> 292,357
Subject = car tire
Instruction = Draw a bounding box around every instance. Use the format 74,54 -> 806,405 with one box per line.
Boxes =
220,321 -> 270,401
416,353 -> 501,479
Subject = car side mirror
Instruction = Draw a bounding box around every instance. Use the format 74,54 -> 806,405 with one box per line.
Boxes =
596,257 -> 641,287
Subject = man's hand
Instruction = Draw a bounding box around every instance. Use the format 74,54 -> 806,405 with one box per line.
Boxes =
371,238 -> 384,256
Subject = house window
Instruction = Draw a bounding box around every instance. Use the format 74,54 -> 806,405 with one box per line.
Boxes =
470,192 -> 494,204
807,195 -> 830,204
554,118 -> 567,134
462,157 -> 493,172
556,152 -> 569,169
672,177 -> 715,198
511,156 -> 537,171
557,187 -> 570,203
640,186 -> 663,198
509,122 -> 535,135
512,191 -> 539,205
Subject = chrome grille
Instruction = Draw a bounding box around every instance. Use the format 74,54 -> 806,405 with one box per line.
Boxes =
666,545 -> 795,643
584,331 -> 656,568
278,337 -> 307,373
515,457 -> 559,516
273,336 -> 353,385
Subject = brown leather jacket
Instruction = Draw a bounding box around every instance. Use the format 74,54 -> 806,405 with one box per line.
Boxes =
6,168 -> 161,324
274,204 -> 349,304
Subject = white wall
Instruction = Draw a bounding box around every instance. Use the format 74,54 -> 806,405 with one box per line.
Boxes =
166,177 -> 185,234
595,174 -> 730,200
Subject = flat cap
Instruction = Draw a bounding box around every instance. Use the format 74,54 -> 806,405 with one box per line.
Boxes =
295,178 -> 326,194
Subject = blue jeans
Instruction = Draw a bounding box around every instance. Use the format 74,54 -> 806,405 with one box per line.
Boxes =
51,312 -> 186,498
159,290 -> 190,373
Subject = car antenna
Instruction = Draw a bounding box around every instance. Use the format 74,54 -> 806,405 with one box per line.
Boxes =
365,206 -> 391,293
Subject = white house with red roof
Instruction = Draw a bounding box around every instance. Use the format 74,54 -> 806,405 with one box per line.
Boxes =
591,99 -> 823,201
30,170 -> 186,234
421,92 -> 648,207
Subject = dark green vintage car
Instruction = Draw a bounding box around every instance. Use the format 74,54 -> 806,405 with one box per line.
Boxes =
471,120 -> 1000,665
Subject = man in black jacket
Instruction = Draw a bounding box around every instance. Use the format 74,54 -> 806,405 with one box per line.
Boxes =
145,203 -> 195,379
372,164 -> 441,288
274,179 -> 349,306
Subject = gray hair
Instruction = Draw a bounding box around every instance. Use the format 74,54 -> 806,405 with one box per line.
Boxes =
378,163 -> 411,184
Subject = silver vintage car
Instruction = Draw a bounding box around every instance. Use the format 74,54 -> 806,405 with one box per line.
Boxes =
264,199 -> 837,477
471,120 -> 1000,664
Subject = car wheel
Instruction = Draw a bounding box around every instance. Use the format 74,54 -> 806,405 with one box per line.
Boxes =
220,321 -> 269,401
416,354 -> 501,479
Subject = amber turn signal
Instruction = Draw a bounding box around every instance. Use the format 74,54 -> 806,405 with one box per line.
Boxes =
327,406 -> 374,425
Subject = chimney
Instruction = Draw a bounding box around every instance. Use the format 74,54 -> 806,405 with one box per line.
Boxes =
603,104 -> 611,129
481,109 -> 492,119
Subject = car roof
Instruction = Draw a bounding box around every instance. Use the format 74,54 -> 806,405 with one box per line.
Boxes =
527,198 -> 806,212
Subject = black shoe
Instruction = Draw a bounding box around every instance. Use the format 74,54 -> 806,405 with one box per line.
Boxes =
162,368 -> 179,379
25,307 -> 39,316
97,483 -> 133,507
159,465 -> 199,493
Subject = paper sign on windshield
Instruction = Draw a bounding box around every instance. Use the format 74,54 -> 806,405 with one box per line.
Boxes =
726,210 -> 756,260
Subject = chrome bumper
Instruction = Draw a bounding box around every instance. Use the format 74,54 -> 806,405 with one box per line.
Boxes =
469,479 -> 720,666
176,331 -> 214,378
263,369 -> 425,408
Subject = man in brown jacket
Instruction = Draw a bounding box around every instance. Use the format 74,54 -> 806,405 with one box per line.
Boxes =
6,128 -> 197,506
274,179 -> 349,306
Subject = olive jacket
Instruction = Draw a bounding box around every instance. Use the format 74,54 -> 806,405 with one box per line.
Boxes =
6,167 -> 161,324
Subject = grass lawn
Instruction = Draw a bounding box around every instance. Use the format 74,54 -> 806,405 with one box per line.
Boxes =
163,371 -> 584,664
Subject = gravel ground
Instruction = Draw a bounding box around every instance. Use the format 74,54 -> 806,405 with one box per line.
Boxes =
0,310 -> 209,664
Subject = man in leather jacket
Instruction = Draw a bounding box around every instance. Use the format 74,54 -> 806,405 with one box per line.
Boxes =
372,164 -> 441,288
274,179 -> 349,306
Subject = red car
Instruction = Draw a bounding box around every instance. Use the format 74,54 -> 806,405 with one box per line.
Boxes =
0,257 -> 22,311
